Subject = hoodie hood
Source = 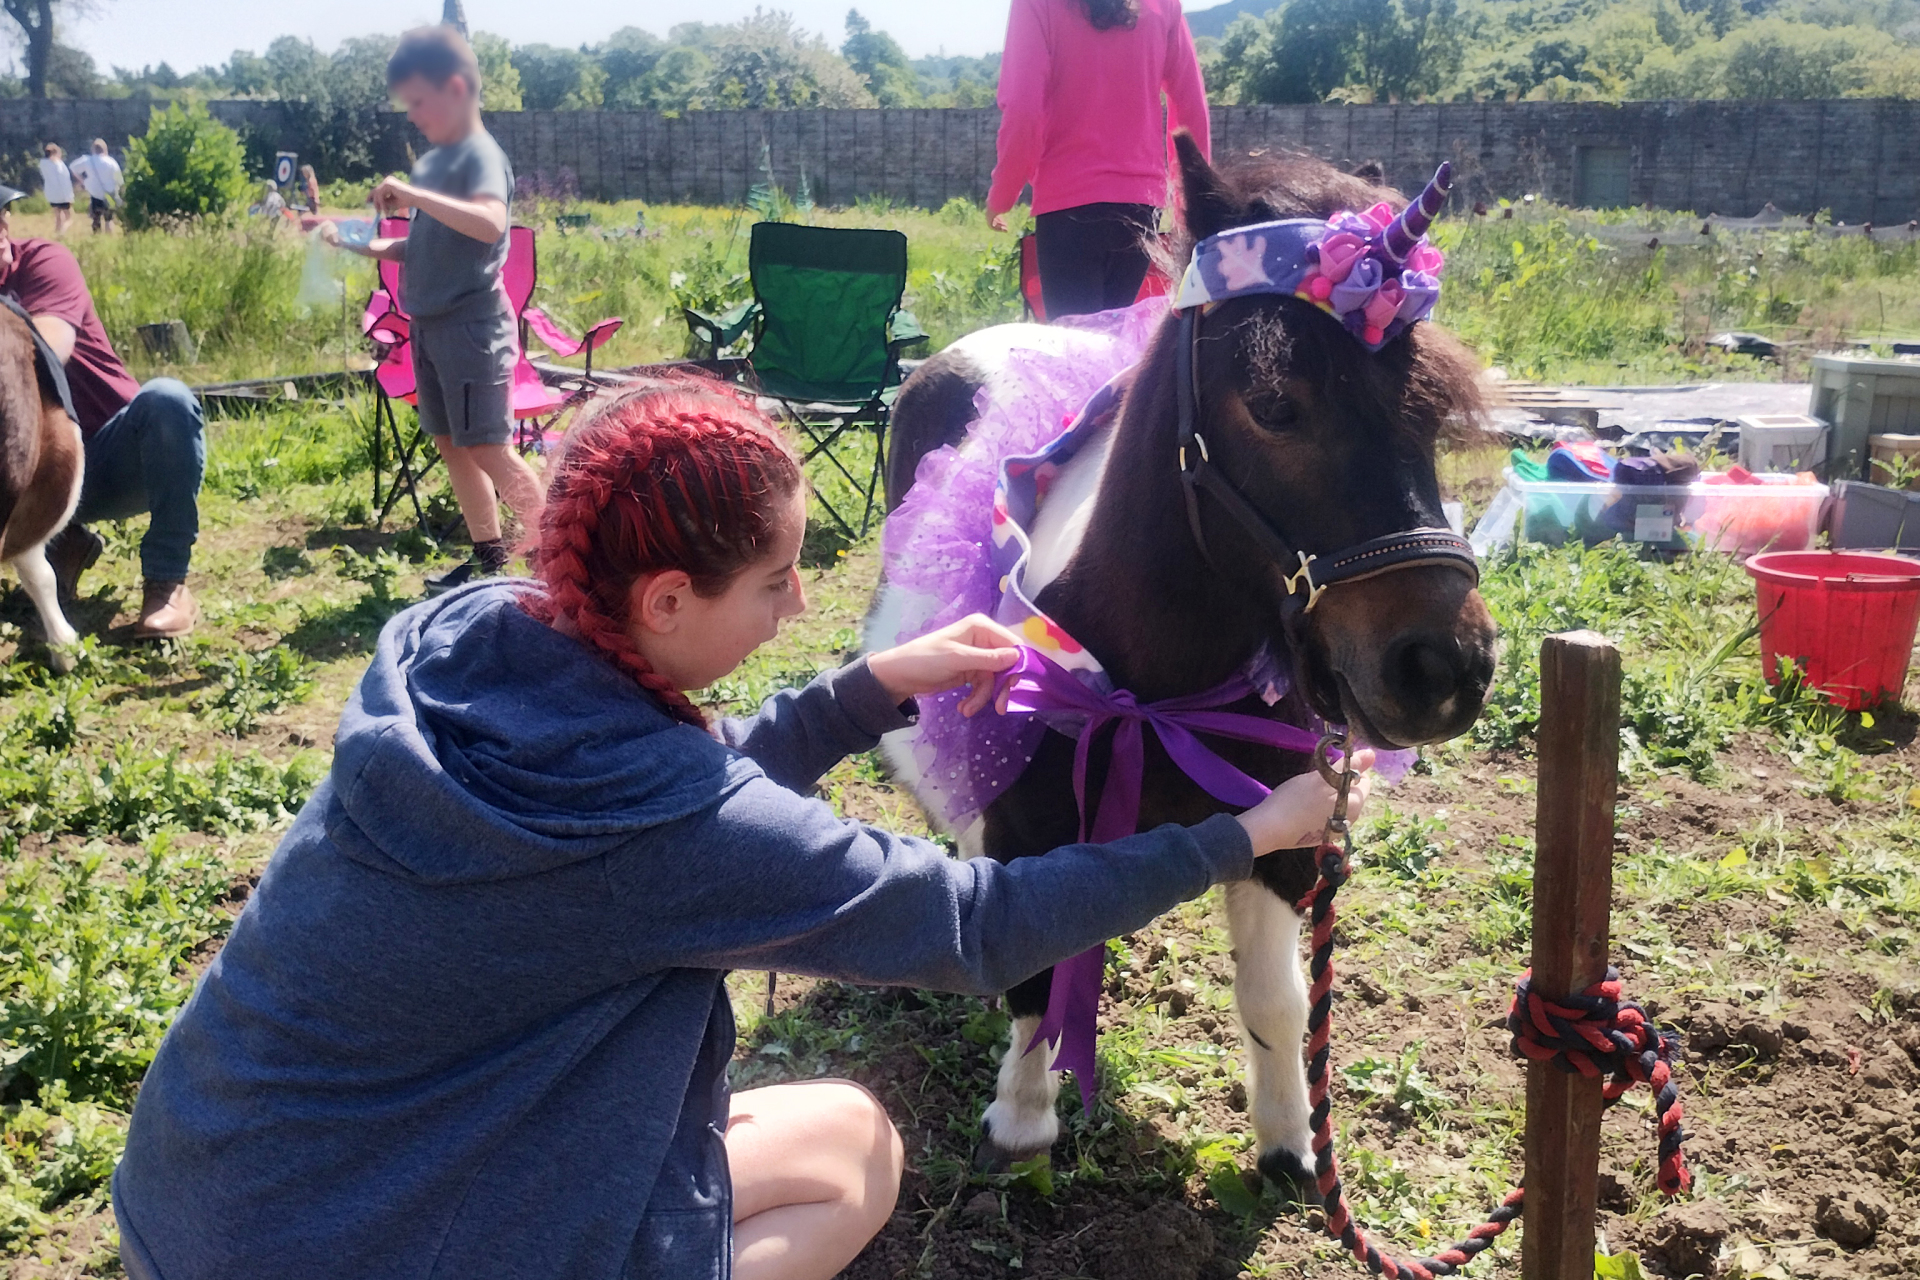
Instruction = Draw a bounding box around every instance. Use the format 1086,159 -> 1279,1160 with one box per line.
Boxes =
329,580 -> 744,885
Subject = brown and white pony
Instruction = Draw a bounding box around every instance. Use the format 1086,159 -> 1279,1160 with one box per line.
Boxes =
875,140 -> 1497,1186
0,305 -> 83,672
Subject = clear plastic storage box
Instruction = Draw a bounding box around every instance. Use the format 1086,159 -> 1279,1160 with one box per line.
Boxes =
1472,470 -> 1829,557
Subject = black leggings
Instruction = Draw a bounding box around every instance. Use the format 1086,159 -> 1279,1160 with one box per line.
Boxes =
1034,202 -> 1159,320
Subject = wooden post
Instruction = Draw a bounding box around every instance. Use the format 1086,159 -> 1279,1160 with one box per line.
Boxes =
1524,631 -> 1621,1280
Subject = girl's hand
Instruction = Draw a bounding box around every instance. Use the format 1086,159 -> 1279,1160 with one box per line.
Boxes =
868,615 -> 1023,717
988,212 -> 1010,233
1234,750 -> 1376,856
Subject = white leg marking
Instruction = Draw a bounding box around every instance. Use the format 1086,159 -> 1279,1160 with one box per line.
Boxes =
981,1014 -> 1061,1157
10,544 -> 79,668
1226,881 -> 1313,1169
953,818 -> 987,862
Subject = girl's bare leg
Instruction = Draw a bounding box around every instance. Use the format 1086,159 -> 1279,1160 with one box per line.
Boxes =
728,1079 -> 904,1280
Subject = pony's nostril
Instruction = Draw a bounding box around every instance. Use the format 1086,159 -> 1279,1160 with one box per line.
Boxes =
1384,635 -> 1461,706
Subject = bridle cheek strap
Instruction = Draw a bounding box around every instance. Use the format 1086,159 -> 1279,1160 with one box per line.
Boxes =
1172,307 -> 1478,618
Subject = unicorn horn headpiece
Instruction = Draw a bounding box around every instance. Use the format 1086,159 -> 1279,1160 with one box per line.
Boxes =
1381,162 -> 1452,266
1173,160 -> 1454,351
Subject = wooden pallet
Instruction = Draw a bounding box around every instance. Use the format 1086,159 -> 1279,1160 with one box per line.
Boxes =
1488,380 -> 1618,430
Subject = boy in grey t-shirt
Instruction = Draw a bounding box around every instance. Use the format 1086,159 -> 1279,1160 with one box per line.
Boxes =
329,25 -> 543,594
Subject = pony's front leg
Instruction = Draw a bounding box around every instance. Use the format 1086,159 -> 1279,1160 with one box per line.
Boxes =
1226,877 -> 1315,1190
9,543 -> 79,672
975,967 -> 1061,1171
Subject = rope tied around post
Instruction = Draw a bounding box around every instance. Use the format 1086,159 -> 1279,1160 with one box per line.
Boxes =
1288,731 -> 1690,1278
1508,968 -> 1691,1197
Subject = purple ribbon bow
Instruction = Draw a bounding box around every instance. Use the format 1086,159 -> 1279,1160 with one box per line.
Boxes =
992,645 -> 1321,1110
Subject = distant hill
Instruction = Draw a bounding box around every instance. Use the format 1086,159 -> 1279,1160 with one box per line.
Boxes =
1185,0 -> 1283,40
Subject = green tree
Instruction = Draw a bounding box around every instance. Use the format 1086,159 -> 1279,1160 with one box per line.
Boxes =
704,11 -> 875,108
1352,0 -> 1465,100
512,43 -> 606,109
597,26 -> 665,106
843,10 -> 920,105
623,46 -> 714,111
46,41 -> 100,96
473,31 -> 524,110
1,0 -> 61,98
1718,19 -> 1873,94
121,102 -> 252,228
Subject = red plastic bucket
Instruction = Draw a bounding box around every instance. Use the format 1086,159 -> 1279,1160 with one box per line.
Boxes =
1745,551 -> 1920,709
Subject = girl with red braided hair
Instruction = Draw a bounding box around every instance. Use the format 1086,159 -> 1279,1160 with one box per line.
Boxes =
113,378 -> 1369,1280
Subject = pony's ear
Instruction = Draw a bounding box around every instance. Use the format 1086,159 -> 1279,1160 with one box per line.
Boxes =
1351,159 -> 1386,183
1175,131 -> 1238,242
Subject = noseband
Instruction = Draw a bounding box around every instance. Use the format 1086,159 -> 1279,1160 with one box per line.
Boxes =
1172,306 -> 1479,619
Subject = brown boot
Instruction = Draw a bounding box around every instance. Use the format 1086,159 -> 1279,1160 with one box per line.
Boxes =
132,579 -> 198,640
45,523 -> 103,605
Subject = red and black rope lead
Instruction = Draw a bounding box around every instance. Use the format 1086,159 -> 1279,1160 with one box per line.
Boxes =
1291,840 -> 1690,1278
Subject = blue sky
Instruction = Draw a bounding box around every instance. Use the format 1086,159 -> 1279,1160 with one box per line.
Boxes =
56,0 -> 1233,75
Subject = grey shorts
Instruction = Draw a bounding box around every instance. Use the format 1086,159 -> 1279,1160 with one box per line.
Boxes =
411,309 -> 515,447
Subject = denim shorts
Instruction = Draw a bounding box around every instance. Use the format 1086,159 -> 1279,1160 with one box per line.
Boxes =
411,308 -> 515,448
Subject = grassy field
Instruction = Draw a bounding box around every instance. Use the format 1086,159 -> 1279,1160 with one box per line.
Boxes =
13,190 -> 1920,389
2,199 -> 1920,1278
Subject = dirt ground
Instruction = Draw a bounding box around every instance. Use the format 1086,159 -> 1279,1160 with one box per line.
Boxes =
758,730 -> 1920,1280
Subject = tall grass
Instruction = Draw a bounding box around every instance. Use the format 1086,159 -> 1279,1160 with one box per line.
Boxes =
68,221 -> 378,385
21,191 -> 1920,388
1436,207 -> 1920,382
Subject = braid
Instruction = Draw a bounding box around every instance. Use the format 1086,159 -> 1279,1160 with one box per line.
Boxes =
530,378 -> 802,730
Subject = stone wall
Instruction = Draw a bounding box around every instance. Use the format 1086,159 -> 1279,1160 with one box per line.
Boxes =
3,98 -> 1913,224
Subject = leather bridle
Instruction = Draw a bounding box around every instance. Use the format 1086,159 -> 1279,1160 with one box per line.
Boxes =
1172,306 -> 1480,619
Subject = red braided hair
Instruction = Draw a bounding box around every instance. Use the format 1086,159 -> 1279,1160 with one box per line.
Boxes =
530,377 -> 802,728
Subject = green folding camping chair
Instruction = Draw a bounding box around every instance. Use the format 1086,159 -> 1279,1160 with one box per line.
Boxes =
684,222 -> 926,539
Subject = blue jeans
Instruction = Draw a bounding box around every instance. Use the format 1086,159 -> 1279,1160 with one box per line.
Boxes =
74,378 -> 206,581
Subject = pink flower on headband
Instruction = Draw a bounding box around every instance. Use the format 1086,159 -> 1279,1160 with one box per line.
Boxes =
1408,243 -> 1445,274
1316,232 -> 1367,284
1365,279 -> 1405,332
1361,202 -> 1396,232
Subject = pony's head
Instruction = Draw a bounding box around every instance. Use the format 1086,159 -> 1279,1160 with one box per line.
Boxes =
1170,135 -> 1496,749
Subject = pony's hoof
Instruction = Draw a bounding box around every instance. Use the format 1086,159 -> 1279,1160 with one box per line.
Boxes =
972,1136 -> 1043,1175
46,645 -> 78,675
972,1114 -> 1054,1174
976,1103 -> 1057,1174
1257,1146 -> 1319,1203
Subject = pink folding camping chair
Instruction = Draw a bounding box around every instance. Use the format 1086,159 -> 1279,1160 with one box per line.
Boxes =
501,225 -> 624,454
359,216 -> 439,530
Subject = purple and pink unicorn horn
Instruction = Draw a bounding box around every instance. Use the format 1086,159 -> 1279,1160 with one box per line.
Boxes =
1380,162 -> 1453,266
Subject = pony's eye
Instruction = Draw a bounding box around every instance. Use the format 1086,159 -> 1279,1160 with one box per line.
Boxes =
1247,395 -> 1299,432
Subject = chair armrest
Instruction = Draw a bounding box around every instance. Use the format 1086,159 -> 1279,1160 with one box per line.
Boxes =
683,299 -> 759,352
888,308 -> 930,353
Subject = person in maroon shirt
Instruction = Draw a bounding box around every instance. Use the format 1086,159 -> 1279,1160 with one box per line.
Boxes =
0,184 -> 205,637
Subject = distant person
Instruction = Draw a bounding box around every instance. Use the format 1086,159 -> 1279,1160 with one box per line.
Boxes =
257,180 -> 286,219
69,139 -> 122,233
38,143 -> 73,237
325,25 -> 541,594
0,185 -> 207,638
987,0 -> 1211,319
299,162 -> 321,213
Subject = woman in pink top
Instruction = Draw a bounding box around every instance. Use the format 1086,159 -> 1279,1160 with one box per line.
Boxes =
987,0 -> 1211,318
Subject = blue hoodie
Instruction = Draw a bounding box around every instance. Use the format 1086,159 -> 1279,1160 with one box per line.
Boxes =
112,582 -> 1253,1280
